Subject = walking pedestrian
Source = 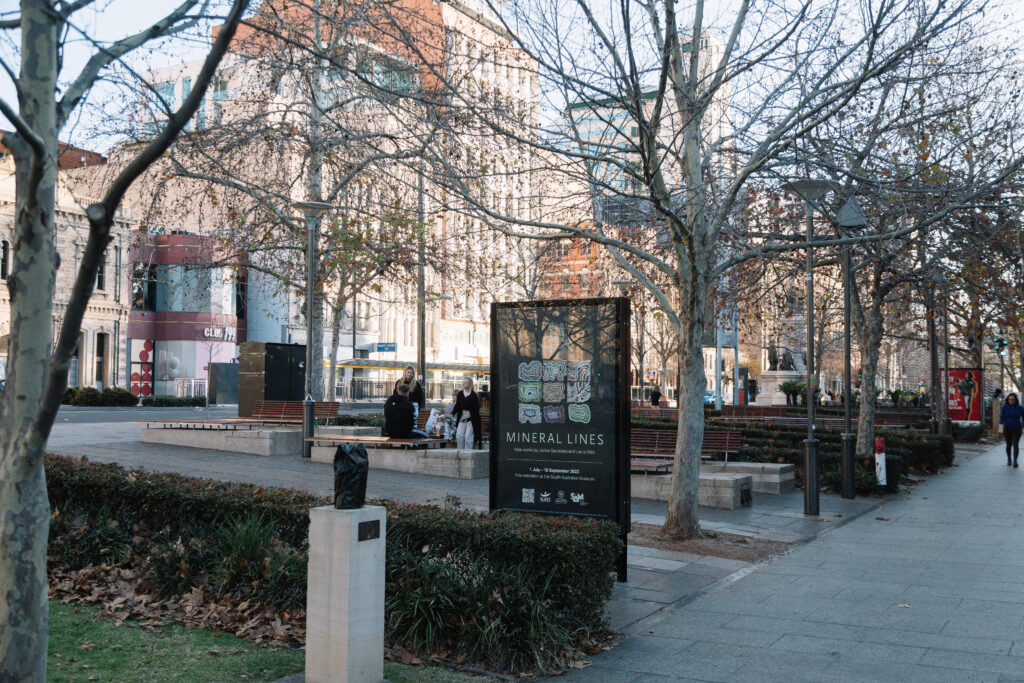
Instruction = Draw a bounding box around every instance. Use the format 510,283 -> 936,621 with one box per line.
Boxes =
452,377 -> 482,450
1000,392 -> 1023,467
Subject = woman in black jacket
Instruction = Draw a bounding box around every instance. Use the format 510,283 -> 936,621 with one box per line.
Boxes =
452,377 -> 482,449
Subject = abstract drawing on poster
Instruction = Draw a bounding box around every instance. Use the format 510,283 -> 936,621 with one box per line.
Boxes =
518,361 -> 543,381
567,404 -> 591,424
543,360 -> 567,382
519,381 -> 542,403
543,404 -> 566,423
543,381 -> 566,403
519,404 -> 542,424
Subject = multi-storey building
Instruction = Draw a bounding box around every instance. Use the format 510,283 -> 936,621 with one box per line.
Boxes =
96,0 -> 542,399
0,141 -> 133,390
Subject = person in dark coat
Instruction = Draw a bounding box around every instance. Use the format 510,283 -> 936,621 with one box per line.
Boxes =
650,385 -> 662,408
394,365 -> 425,420
385,384 -> 428,439
452,377 -> 482,449
1000,392 -> 1024,467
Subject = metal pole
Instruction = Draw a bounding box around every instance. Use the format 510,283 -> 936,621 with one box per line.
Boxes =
842,245 -> 855,499
715,324 -> 723,411
733,307 -> 740,405
417,165 -> 427,398
927,286 -> 939,434
303,210 -> 316,459
804,203 -> 819,515
943,293 -> 952,435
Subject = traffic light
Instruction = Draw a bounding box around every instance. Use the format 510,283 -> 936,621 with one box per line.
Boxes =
991,335 -> 1010,357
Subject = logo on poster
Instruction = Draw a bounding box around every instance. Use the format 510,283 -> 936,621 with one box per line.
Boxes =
570,492 -> 586,505
521,488 -> 535,504
539,491 -> 552,503
555,490 -> 567,504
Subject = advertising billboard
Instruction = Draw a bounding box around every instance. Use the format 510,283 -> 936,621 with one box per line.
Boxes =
490,299 -> 630,539
945,368 -> 983,423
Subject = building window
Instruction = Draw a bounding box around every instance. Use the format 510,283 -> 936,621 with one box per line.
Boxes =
155,80 -> 175,107
96,253 -> 106,291
114,245 -> 121,302
131,262 -> 157,311
1,240 -> 8,279
234,271 -> 247,320
95,333 -> 107,389
181,77 -> 192,130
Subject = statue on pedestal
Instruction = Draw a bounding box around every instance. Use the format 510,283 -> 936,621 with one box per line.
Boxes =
780,349 -> 795,371
768,343 -> 779,371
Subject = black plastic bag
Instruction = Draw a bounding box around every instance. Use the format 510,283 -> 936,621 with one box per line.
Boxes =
333,443 -> 368,509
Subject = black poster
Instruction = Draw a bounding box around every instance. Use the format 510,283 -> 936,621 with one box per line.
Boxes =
490,299 -> 629,532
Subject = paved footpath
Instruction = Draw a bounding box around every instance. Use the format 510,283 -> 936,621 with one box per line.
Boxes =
47,410 -> 1023,681
566,443 -> 1024,682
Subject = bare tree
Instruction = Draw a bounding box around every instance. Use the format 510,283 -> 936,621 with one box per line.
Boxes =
389,0 -> 1011,537
0,1 -> 251,676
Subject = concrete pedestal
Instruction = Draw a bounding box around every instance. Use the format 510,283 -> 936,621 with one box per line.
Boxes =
305,505 -> 386,683
758,370 -> 805,406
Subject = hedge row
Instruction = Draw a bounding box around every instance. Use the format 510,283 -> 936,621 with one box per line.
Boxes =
45,455 -> 620,672
61,386 -> 139,407
140,395 -> 208,407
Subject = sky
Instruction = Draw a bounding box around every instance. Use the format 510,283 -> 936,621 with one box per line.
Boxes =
0,0 -> 227,150
1,0 -> 1023,153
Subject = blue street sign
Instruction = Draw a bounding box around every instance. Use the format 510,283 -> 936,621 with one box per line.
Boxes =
376,342 -> 397,353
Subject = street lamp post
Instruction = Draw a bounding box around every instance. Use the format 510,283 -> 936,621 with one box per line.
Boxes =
837,197 -> 868,500
294,200 -> 334,459
782,179 -> 836,516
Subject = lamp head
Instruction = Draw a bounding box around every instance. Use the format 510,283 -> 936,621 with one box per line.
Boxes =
781,179 -> 838,202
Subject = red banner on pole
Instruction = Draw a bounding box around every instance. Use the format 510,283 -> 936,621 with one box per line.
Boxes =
945,368 -> 983,423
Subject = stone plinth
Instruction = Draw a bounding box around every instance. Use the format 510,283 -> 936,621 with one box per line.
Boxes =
700,462 -> 796,494
310,445 -> 489,480
305,505 -> 385,683
757,370 -> 805,406
631,473 -> 753,509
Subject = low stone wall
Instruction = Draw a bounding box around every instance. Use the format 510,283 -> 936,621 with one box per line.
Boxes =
700,462 -> 795,495
632,472 -> 753,510
141,426 -> 302,457
310,445 -> 489,480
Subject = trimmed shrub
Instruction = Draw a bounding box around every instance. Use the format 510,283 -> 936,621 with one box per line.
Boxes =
140,395 -> 207,407
71,387 -> 102,406
45,455 -> 620,672
953,423 -> 985,442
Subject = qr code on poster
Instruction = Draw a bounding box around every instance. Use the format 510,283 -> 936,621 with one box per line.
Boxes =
522,488 -> 535,504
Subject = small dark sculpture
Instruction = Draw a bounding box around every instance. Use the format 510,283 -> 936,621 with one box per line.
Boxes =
779,349 -> 796,371
768,343 -> 779,371
333,443 -> 369,509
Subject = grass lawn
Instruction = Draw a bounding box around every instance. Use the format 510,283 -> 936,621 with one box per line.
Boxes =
48,601 -> 476,682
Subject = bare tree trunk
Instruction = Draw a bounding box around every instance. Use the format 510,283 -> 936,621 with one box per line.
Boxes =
327,290 -> 347,401
856,303 -> 885,457
0,5 -> 59,676
0,2 -> 248,674
663,315 -> 705,538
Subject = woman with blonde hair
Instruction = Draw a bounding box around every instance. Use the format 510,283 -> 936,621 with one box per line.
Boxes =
451,376 -> 482,449
394,365 -> 425,421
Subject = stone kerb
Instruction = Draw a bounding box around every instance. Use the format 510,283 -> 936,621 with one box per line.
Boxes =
631,472 -> 754,509
700,462 -> 796,494
141,426 -> 302,457
310,445 -> 489,480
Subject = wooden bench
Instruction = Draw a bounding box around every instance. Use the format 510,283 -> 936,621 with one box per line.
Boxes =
721,405 -> 787,418
250,400 -> 340,422
305,435 -> 445,450
633,406 -> 679,420
630,428 -> 741,471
